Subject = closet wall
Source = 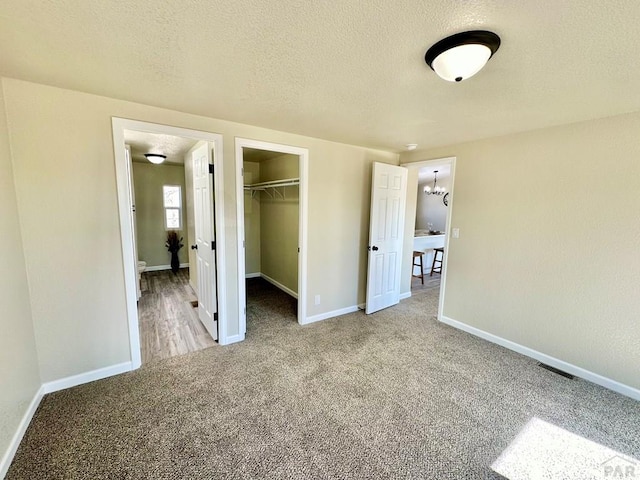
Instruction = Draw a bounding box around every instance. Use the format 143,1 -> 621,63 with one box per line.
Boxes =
244,153 -> 299,295
244,161 -> 261,276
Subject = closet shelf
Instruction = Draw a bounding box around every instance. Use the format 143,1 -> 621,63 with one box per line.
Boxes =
244,178 -> 299,199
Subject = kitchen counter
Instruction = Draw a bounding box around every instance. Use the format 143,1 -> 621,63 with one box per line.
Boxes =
413,232 -> 445,276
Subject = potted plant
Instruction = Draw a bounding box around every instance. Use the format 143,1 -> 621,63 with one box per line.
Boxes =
166,231 -> 184,274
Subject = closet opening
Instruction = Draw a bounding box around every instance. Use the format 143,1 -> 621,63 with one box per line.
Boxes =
235,139 -> 309,336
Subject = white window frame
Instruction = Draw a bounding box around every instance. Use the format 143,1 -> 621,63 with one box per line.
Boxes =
163,184 -> 182,230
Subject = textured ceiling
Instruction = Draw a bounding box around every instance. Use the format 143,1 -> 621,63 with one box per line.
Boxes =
2,1 -> 640,152
124,130 -> 198,164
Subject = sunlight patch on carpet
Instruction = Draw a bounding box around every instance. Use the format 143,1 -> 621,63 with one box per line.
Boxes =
491,417 -> 638,479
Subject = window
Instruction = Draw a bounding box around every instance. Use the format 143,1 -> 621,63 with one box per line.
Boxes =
163,185 -> 182,230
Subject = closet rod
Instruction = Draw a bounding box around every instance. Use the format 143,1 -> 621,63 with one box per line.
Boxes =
243,177 -> 300,190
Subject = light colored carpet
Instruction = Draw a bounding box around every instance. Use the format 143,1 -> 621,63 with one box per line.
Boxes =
7,279 -> 640,479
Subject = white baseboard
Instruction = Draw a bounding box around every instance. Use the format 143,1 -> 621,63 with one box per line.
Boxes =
400,291 -> 412,300
218,333 -> 245,345
144,263 -> 189,272
245,272 -> 261,279
260,273 -> 298,299
0,385 -> 45,479
42,362 -> 134,394
440,316 -> 640,401
302,305 -> 361,325
1,362 -> 134,477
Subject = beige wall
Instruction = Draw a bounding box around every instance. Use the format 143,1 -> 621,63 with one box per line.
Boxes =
243,161 -> 261,275
0,85 -> 40,463
260,154 -> 299,293
133,162 -> 189,268
2,77 -> 397,383
416,174 -> 450,231
400,112 -> 640,390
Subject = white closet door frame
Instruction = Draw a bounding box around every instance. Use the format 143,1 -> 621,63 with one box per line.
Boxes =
235,138 -> 309,332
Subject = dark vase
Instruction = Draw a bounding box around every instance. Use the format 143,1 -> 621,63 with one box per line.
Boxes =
170,251 -> 180,274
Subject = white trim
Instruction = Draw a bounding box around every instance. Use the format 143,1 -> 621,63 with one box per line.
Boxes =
42,362 -> 134,394
144,263 -> 189,272
302,305 -> 361,325
222,333 -> 245,345
0,386 -> 45,479
245,272 -> 261,279
235,138 -> 309,331
260,273 -> 298,299
440,316 -> 640,401
400,291 -> 412,300
112,119 -> 142,369
400,156 -> 456,323
112,119 -> 229,352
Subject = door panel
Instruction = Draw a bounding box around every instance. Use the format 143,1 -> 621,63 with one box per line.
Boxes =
365,162 -> 408,314
192,142 -> 218,340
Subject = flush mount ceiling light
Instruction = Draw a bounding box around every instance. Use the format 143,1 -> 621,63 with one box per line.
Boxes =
144,153 -> 167,165
425,30 -> 501,82
424,170 -> 446,196
406,143 -> 418,151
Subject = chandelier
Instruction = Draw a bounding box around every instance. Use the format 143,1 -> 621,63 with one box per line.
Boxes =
424,170 -> 446,196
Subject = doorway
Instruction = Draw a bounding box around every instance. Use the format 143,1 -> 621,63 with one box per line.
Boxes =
235,138 -> 309,333
113,119 -> 228,369
401,157 -> 456,320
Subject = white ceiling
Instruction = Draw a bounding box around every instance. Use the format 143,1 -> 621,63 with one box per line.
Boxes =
418,164 -> 451,183
124,130 -> 198,164
242,148 -> 292,164
2,1 -> 640,152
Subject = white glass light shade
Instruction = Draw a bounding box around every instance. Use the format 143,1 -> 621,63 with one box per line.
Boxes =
431,44 -> 492,82
145,154 -> 166,164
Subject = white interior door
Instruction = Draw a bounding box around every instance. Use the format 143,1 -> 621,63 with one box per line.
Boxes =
192,142 -> 218,340
365,162 -> 408,314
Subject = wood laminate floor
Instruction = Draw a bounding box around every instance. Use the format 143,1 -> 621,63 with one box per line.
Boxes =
411,270 -> 441,292
138,268 -> 216,364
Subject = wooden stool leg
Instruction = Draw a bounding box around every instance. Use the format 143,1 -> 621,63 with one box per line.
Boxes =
431,248 -> 443,276
419,253 -> 424,284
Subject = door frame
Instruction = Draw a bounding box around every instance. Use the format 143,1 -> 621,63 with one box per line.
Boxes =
112,118 -> 228,369
400,156 -> 456,320
235,138 -> 309,330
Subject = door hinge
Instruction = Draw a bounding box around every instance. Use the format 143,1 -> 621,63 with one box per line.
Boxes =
211,241 -> 216,250
209,164 -> 214,174
214,312 -> 218,321
298,247 -> 300,253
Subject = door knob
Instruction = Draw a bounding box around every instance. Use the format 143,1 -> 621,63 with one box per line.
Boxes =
372,246 -> 379,251
191,244 -> 198,250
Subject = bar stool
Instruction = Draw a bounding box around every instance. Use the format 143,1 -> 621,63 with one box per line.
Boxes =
412,251 -> 424,285
431,248 -> 444,276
